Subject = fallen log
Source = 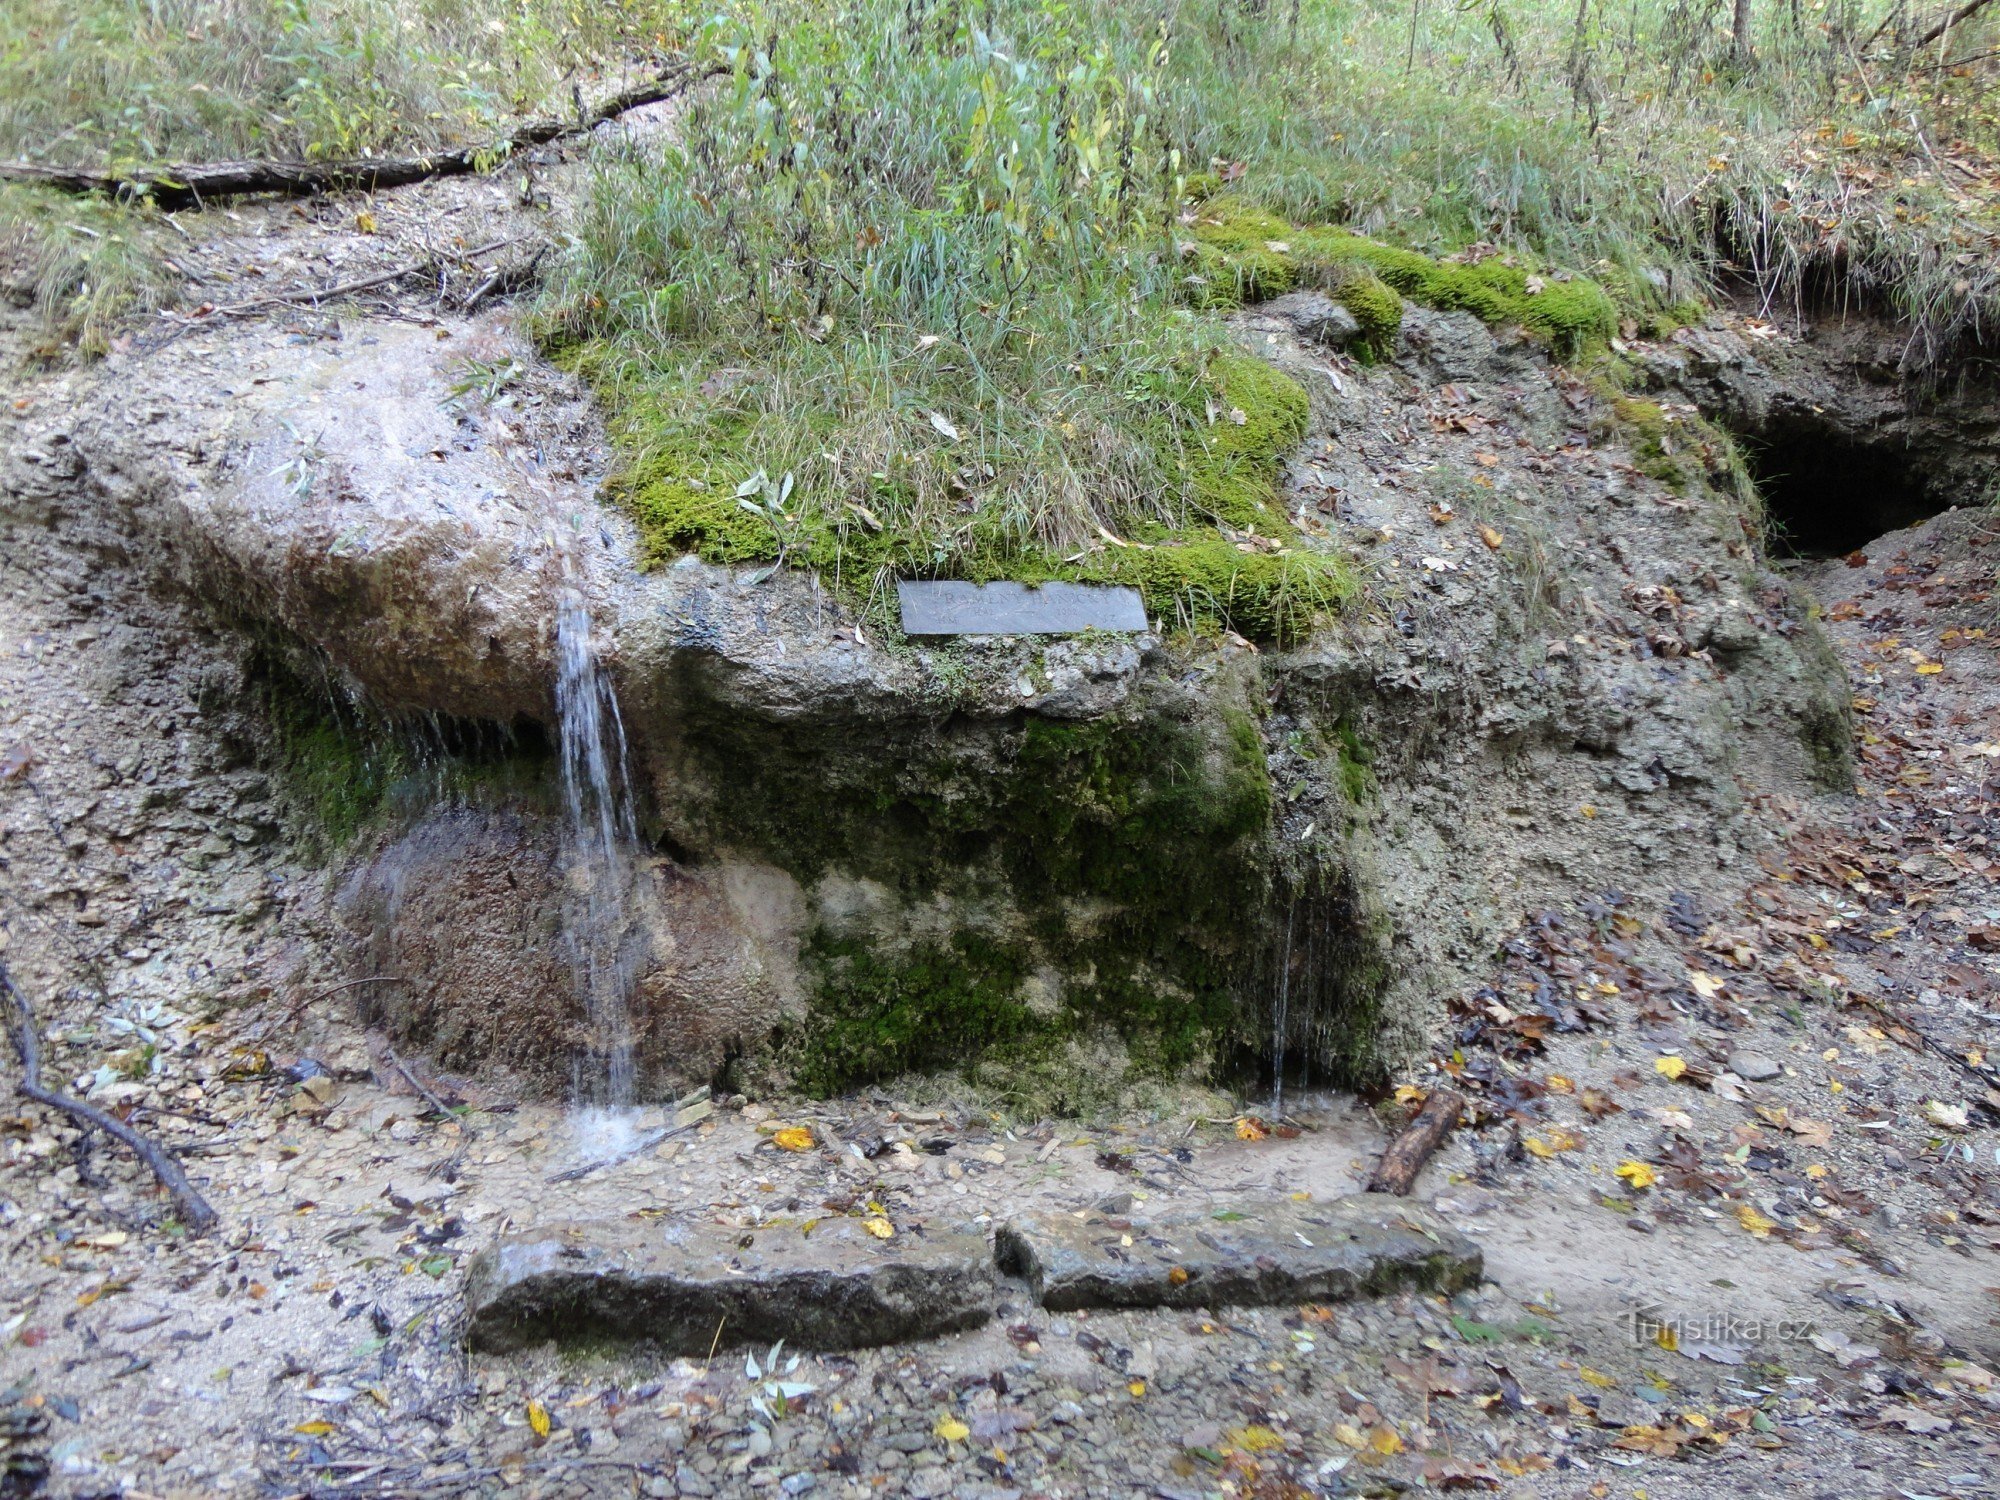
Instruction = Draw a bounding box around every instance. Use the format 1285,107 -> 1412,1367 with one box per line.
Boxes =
2,958 -> 220,1234
1366,1086 -> 1465,1196
0,59 -> 723,210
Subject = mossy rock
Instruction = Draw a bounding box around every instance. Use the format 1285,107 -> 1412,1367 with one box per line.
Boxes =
670,665 -> 1385,1101
1183,195 -> 1617,360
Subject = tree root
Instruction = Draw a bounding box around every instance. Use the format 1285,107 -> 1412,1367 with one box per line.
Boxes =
0,59 -> 723,210
2,958 -> 220,1235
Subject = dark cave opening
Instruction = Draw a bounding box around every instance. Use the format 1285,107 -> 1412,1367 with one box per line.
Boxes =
1740,417 -> 1948,558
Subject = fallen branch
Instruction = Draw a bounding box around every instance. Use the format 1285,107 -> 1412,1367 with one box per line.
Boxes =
1916,0 -> 1999,48
2,958 -> 219,1234
0,59 -> 724,209
1366,1087 -> 1465,1196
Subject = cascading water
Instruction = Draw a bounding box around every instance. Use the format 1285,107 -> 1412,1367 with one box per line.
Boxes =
552,583 -> 644,1151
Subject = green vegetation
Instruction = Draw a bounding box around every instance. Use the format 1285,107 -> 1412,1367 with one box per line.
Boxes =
253,649 -> 555,858
0,0 -> 691,351
0,0 -> 689,166
1186,195 -> 1617,357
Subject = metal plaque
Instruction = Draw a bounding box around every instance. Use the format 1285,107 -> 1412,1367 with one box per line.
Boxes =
896,579 -> 1149,637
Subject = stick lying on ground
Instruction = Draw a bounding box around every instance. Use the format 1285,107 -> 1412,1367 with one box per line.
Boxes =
2,958 -> 220,1234
1366,1086 -> 1466,1196
0,60 -> 724,209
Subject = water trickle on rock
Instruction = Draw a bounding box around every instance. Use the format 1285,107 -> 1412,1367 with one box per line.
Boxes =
1271,897 -> 1295,1118
552,583 -> 643,1151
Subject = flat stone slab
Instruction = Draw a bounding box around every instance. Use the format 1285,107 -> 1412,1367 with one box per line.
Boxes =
996,1196 -> 1481,1313
897,579 -> 1148,637
465,1217 -> 997,1353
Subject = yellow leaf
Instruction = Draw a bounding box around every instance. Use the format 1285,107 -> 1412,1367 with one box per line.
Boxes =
863,1216 -> 895,1239
935,1416 -> 970,1442
1688,970 -> 1726,999
1917,663 -> 1943,675
1168,1265 -> 1190,1286
1655,1056 -> 1688,1081
1547,1127 -> 1581,1151
1128,1379 -> 1147,1397
355,210 -> 378,234
1580,1366 -> 1616,1389
1228,1424 -> 1286,1453
1615,1160 -> 1657,1190
1235,1116 -> 1268,1141
772,1126 -> 815,1152
293,1419 -> 337,1436
1546,1074 -> 1574,1093
527,1400 -> 550,1439
1524,1136 -> 1556,1159
1736,1203 -> 1778,1237
1370,1426 -> 1404,1455
1479,524 -> 1504,551
1392,1084 -> 1426,1106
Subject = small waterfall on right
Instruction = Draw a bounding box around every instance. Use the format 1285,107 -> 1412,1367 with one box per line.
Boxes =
552,583 -> 644,1149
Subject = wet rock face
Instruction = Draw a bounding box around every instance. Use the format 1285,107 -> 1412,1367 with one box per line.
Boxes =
464,1216 -> 998,1353
0,301 -> 1864,1103
337,805 -> 804,1094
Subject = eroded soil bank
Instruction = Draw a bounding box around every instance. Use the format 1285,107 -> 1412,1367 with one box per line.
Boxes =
0,159 -> 1996,1499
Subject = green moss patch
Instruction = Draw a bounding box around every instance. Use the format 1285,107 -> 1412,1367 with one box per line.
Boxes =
1185,195 -> 1618,360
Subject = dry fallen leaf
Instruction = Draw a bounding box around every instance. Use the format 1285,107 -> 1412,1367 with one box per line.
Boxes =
1235,1116 -> 1268,1141
1655,1055 -> 1688,1081
772,1126 -> 815,1152
1479,524 -> 1504,550
863,1216 -> 895,1239
934,1416 -> 970,1442
527,1399 -> 550,1439
1923,1100 -> 1969,1131
1735,1203 -> 1778,1237
1615,1160 -> 1657,1190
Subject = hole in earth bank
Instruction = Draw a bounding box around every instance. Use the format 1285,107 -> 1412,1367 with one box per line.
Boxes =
1740,413 -> 1950,558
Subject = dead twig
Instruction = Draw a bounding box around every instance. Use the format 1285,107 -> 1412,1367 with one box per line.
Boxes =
2,958 -> 219,1234
381,1044 -> 466,1125
0,60 -> 725,209
381,1043 -> 481,1181
545,1118 -> 704,1184
195,237 -> 515,321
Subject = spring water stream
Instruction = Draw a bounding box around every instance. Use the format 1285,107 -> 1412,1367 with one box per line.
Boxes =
552,581 -> 645,1156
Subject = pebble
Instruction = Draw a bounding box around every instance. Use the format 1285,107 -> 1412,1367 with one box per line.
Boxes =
1730,1052 -> 1783,1082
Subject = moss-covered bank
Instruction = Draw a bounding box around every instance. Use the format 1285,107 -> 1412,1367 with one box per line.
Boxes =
657,656 -> 1388,1102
